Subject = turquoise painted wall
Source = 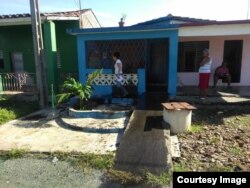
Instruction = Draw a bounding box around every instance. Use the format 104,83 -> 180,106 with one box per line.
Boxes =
0,25 -> 34,73
75,28 -> 178,97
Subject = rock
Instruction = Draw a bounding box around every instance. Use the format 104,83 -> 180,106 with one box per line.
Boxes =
238,142 -> 244,147
234,165 -> 248,172
234,135 -> 240,139
211,158 -> 215,163
228,158 -> 233,162
214,132 -> 220,136
52,157 -> 58,163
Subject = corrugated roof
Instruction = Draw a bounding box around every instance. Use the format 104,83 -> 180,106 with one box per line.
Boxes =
133,14 -> 215,26
0,9 -> 90,19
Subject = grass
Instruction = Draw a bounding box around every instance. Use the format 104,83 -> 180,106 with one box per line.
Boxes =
0,148 -> 28,159
208,164 -> 233,172
188,123 -> 204,133
0,97 -> 39,125
145,171 -> 171,186
72,153 -> 115,170
206,136 -> 221,145
49,152 -> 115,171
173,161 -> 191,172
226,146 -> 242,156
107,169 -> 143,185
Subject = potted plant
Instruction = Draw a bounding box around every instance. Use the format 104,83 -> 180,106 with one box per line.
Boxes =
119,14 -> 126,27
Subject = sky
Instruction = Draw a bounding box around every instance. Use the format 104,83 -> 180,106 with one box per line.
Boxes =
0,0 -> 249,27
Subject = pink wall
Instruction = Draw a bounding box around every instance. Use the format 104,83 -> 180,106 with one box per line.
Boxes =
178,35 -> 250,86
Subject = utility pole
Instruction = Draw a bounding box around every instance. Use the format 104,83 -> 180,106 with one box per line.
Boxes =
247,0 -> 250,19
79,0 -> 83,28
79,0 -> 82,10
30,0 -> 47,107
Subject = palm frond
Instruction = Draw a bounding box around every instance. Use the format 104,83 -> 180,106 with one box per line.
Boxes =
57,93 -> 73,104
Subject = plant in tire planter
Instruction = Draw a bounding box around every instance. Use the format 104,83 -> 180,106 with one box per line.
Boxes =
57,69 -> 101,110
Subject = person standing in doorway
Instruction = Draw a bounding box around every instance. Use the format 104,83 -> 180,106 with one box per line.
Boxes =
198,49 -> 212,99
113,52 -> 128,97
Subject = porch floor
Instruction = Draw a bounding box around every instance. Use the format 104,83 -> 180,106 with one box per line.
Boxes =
136,86 -> 250,110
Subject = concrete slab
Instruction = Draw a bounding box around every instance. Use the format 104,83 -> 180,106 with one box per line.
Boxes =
0,109 -> 127,154
114,110 -> 172,175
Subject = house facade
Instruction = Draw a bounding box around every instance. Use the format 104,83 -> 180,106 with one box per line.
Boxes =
69,14 -> 250,98
0,9 -> 100,92
178,21 -> 250,86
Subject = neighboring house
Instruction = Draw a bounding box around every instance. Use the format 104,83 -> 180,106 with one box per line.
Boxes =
136,14 -> 250,87
179,20 -> 250,87
0,9 -> 100,92
68,14 -> 250,98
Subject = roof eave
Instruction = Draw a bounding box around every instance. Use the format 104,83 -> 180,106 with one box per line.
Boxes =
68,25 -> 179,35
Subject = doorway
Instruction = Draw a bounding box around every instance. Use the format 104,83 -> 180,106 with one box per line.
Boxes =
147,39 -> 169,92
223,40 -> 243,83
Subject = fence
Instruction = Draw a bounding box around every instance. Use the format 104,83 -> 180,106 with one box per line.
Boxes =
0,72 -> 36,92
90,74 -> 138,86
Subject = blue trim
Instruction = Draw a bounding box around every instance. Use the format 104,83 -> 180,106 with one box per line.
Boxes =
167,32 -> 178,98
71,29 -> 178,41
67,24 -> 178,35
137,69 -> 145,95
77,36 -> 86,83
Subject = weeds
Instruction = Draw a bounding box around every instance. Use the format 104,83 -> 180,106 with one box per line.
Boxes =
107,169 -> 143,185
173,161 -> 191,172
226,146 -> 242,156
189,124 -> 204,133
145,171 -> 171,186
0,148 -> 28,159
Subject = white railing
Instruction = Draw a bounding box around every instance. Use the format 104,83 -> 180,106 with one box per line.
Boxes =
90,74 -> 138,86
0,72 -> 36,92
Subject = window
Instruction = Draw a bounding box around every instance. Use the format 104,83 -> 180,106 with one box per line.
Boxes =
178,41 -> 209,72
11,52 -> 24,72
86,40 -> 147,73
0,50 -> 4,69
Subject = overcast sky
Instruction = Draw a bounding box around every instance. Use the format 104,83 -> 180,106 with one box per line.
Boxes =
0,0 -> 249,26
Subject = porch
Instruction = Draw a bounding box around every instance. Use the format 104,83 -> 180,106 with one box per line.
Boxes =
68,24 -> 179,98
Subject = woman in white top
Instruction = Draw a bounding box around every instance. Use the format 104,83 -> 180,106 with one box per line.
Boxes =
112,52 -> 128,97
198,49 -> 212,99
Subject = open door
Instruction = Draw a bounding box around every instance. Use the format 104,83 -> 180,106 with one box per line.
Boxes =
147,39 -> 169,92
223,40 -> 243,83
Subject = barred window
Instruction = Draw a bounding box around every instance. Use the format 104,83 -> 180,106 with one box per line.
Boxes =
178,41 -> 209,72
86,40 -> 147,73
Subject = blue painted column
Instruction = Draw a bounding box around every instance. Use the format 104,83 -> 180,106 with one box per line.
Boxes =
167,32 -> 178,98
137,69 -> 145,95
77,36 -> 86,83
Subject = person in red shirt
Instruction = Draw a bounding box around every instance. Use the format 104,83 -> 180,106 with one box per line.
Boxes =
213,61 -> 231,88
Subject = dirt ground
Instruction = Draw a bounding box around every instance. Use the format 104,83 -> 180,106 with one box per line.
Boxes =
173,105 -> 250,172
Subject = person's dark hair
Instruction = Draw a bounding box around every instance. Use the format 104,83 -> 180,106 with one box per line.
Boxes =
113,52 -> 120,59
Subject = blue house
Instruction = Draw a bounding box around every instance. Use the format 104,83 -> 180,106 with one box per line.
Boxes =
67,14 -> 215,98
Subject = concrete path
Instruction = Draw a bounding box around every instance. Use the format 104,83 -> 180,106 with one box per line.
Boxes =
114,110 -> 172,175
0,109 -> 127,154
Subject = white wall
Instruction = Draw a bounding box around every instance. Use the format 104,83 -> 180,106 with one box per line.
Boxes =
178,35 -> 250,86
